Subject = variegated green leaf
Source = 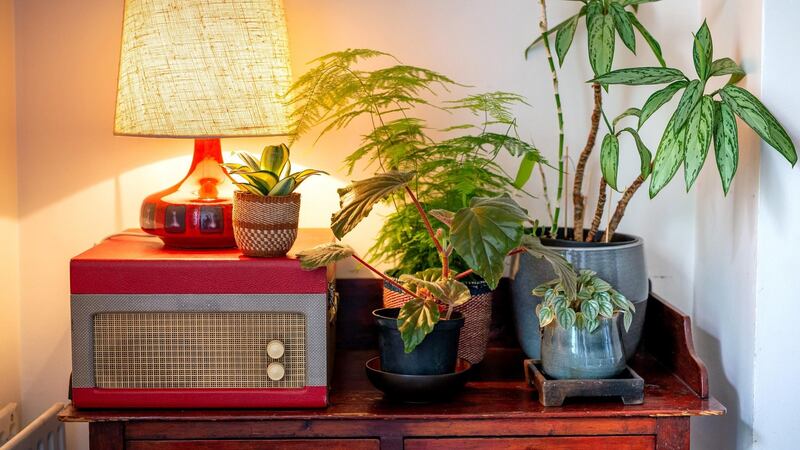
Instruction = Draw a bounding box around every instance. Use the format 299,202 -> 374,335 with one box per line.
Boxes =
538,305 -> 555,327
289,169 -> 328,188
610,3 -> 636,53
713,101 -> 739,195
428,209 -> 455,228
587,3 -> 615,77
613,108 -> 641,128
557,307 -> 577,330
260,144 -> 290,175
709,57 -> 746,85
593,67 -> 685,86
684,96 -> 714,191
627,11 -> 665,67
238,152 -> 262,171
600,133 -> 620,191
650,112 -> 689,198
296,243 -> 355,270
397,298 -> 441,353
721,85 -> 797,166
556,14 -> 580,65
618,128 -> 652,178
693,21 -> 713,80
598,299 -> 614,318
268,177 -> 297,196
639,80 -> 688,128
672,79 -> 705,132
525,8 -> 587,59
623,311 -> 633,331
331,171 -> 414,239
233,182 -> 263,196
581,299 -> 600,321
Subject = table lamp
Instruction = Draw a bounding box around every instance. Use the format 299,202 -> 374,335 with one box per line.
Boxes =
114,0 -> 293,248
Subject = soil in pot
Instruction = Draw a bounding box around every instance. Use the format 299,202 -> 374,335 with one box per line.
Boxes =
511,228 -> 649,360
373,307 -> 464,376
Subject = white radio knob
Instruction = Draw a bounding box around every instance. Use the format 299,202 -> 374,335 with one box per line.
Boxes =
266,340 -> 285,359
267,362 -> 285,381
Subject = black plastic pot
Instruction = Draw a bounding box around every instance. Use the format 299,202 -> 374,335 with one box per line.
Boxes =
373,307 -> 465,375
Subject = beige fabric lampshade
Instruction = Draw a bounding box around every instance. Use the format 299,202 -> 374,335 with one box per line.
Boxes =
114,0 -> 293,138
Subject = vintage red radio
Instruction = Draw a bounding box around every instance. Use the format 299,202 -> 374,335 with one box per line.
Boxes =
69,228 -> 335,409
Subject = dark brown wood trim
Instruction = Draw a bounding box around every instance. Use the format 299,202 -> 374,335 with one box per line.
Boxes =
655,417 -> 690,450
89,422 -> 125,450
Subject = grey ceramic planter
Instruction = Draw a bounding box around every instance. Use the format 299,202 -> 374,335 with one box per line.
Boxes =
541,315 -> 626,379
510,230 -> 648,360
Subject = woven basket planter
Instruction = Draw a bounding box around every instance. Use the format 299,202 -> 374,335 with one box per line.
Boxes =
383,279 -> 493,364
232,191 -> 300,257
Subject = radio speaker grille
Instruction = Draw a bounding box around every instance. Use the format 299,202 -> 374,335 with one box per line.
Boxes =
93,312 -> 305,388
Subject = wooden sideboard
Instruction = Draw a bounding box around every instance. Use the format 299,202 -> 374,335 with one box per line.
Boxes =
59,279 -> 724,449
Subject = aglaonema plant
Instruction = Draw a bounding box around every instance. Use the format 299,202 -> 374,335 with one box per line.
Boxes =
524,0 -> 796,242
298,170 -> 577,353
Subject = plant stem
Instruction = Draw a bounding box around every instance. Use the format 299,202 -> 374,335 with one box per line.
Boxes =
587,178 -> 608,242
351,253 -> 420,299
538,164 -> 555,226
572,83 -> 603,242
606,174 -> 646,241
538,0 -> 566,237
404,185 -> 449,279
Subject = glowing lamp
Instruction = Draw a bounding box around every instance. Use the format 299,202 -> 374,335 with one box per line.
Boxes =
114,0 -> 293,248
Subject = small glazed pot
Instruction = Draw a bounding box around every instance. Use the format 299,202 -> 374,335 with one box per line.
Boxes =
232,191 -> 300,257
373,307 -> 465,376
541,315 -> 626,380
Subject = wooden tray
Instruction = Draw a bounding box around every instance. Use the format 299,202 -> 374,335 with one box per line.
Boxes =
524,359 -> 645,406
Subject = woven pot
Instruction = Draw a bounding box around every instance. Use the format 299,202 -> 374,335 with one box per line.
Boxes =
232,191 -> 300,257
383,280 -> 492,364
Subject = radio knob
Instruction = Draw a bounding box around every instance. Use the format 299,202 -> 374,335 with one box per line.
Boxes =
266,340 -> 285,359
267,362 -> 285,381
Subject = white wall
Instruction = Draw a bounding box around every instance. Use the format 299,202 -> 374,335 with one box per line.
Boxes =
754,2 -> 800,449
0,0 -> 21,412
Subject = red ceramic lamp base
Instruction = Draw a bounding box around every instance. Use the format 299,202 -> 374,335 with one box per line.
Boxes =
139,138 -> 236,248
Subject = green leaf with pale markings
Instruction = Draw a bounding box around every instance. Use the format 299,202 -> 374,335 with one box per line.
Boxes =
538,305 -> 555,328
581,299 -> 600,321
693,21 -> 713,80
592,67 -> 685,86
627,11 -> 665,67
268,177 -> 297,196
713,101 -> 739,195
618,128 -> 653,178
587,3 -> 615,77
260,144 -> 290,175
557,307 -> 577,330
721,85 -> 797,166
598,299 -> 614,318
397,298 -> 440,353
331,171 -> 414,239
639,80 -> 688,128
684,96 -> 715,191
556,14 -> 580,65
525,8 -> 586,59
610,3 -> 636,53
297,243 -> 355,270
710,58 -> 746,85
671,79 -> 705,132
600,134 -> 620,191
650,112 -> 689,198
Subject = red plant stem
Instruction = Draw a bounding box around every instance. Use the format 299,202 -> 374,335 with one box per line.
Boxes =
351,253 -> 419,299
454,247 -> 527,280
404,186 -> 449,278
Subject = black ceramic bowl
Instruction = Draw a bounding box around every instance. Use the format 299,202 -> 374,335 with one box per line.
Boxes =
365,356 -> 472,403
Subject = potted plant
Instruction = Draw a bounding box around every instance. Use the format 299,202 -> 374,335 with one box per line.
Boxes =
297,170 -> 576,379
222,144 -> 326,257
512,0 -> 796,359
534,270 -> 635,379
288,49 -> 545,364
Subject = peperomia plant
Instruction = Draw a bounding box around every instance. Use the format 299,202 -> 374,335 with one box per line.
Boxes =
534,269 -> 635,332
222,144 -> 327,196
298,170 -> 577,353
524,1 -> 796,242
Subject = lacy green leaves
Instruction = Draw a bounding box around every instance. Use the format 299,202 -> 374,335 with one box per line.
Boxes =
592,21 -> 796,198
397,297 -> 440,353
449,196 -> 529,289
296,243 -> 355,270
223,144 -> 326,197
331,171 -> 414,239
534,270 -> 635,333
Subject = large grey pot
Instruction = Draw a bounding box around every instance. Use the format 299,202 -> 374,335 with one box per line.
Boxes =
510,230 -> 648,360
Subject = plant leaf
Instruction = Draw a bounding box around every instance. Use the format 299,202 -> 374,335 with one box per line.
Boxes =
557,307 -> 577,329
538,305 -> 555,327
260,144 -> 290,175
710,57 -> 746,85
627,11 -> 665,67
623,311 -> 633,331
649,112 -> 689,198
268,177 -> 297,196
331,171 -> 415,239
525,8 -> 586,59
520,235 -> 577,301
713,101 -> 739,195
671,79 -> 705,132
587,3 -> 615,77
399,276 -> 472,308
233,182 -> 263,196
693,20 -> 713,80
721,85 -> 797,166
556,14 -> 580,65
618,128 -> 653,178
450,195 -> 528,289
610,3 -> 636,53
238,152 -> 262,171
639,80 -> 688,128
684,96 -> 715,190
613,108 -> 641,128
429,209 -> 455,228
296,243 -> 355,270
397,298 -> 440,353
592,67 -> 685,86
600,133 -> 620,191
289,169 -> 328,188
581,299 -> 600,321
598,299 -> 614,318
513,152 -> 538,189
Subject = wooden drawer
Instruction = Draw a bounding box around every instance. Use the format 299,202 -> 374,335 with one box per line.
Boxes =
405,436 -> 655,450
127,439 -> 380,450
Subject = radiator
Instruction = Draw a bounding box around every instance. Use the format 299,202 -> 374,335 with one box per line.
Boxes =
0,403 -> 66,450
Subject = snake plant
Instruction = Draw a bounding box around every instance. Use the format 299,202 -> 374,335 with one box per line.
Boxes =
222,144 -> 327,196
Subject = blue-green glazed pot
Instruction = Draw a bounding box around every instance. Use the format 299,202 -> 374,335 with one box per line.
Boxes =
541,315 -> 626,380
